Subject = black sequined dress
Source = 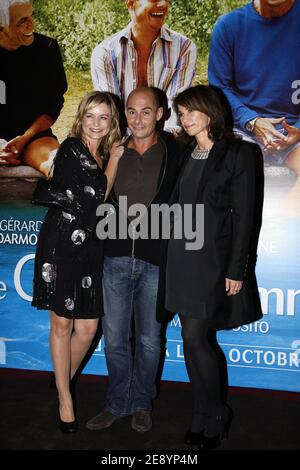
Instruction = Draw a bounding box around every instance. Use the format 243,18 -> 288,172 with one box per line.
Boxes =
32,137 -> 107,319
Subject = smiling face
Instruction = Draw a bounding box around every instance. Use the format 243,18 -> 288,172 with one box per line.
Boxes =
125,89 -> 163,141
127,0 -> 169,33
261,0 -> 292,6
82,103 -> 112,144
177,105 -> 210,140
0,2 -> 35,51
256,0 -> 295,16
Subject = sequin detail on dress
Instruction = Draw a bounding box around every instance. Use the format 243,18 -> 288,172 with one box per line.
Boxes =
65,298 -> 75,311
41,263 -> 56,283
66,189 -> 74,200
71,229 -> 86,245
62,211 -> 75,222
80,154 -> 98,170
82,276 -> 92,288
84,186 -> 96,197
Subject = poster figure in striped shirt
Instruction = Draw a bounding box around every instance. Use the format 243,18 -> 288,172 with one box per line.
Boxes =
91,0 -> 197,131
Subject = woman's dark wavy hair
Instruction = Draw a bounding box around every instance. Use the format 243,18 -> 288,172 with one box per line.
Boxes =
173,85 -> 237,145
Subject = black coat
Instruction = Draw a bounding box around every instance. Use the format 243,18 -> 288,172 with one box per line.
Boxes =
156,138 -> 264,330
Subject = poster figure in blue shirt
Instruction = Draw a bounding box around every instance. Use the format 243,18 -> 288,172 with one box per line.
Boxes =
208,0 -> 300,217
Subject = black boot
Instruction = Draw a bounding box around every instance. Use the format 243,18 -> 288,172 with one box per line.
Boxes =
184,429 -> 204,446
199,406 -> 233,450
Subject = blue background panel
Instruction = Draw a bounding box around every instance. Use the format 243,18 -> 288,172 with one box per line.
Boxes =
0,201 -> 299,392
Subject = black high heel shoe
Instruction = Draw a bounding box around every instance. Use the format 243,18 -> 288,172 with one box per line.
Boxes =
51,374 -> 78,433
57,399 -> 78,434
184,429 -> 204,446
199,406 -> 233,450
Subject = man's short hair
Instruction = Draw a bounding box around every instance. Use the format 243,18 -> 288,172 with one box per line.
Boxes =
0,0 -> 30,29
126,86 -> 161,109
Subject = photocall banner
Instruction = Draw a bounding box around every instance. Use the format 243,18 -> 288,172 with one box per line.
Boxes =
0,0 -> 299,392
0,200 -> 299,392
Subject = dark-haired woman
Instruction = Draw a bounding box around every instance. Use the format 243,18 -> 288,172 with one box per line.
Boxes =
157,85 -> 263,449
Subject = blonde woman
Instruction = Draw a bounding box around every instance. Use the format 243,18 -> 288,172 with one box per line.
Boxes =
32,91 -> 124,433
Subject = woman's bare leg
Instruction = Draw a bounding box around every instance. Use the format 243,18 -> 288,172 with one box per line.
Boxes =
49,311 -> 75,422
70,319 -> 99,380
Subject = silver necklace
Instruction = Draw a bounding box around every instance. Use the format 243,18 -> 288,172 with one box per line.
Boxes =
191,146 -> 210,160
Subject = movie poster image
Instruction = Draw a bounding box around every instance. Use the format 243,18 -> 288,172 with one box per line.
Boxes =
0,0 -> 299,391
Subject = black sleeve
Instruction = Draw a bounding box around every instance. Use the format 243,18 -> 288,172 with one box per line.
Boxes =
51,138 -> 107,232
226,142 -> 263,280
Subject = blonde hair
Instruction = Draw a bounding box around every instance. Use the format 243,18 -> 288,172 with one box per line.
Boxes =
69,91 -> 121,158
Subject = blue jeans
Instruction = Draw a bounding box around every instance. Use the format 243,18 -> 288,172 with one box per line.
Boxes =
102,256 -> 162,416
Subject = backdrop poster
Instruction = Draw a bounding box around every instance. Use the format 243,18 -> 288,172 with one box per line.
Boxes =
0,0 -> 299,392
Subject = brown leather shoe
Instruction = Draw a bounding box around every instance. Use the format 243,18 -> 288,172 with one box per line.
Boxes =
131,411 -> 152,433
86,409 -> 121,430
